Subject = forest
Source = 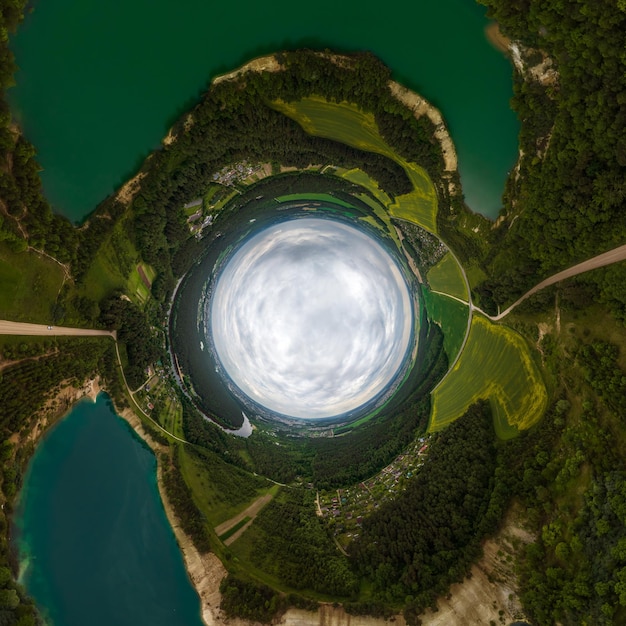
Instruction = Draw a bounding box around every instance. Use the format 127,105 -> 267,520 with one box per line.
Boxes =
476,0 -> 626,320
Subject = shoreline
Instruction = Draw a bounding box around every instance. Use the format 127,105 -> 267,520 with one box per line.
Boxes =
12,381 -> 528,626
208,52 -> 461,205
485,22 -> 512,54
9,50 -> 523,626
110,401 -> 227,626
9,380 -> 227,626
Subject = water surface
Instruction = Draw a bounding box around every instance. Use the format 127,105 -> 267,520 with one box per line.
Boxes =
12,394 -> 204,626
9,0 -> 518,221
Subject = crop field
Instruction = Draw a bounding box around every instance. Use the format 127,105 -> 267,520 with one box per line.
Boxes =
273,98 -> 391,156
430,315 -> 547,439
0,243 -> 65,323
387,164 -> 438,234
427,252 -> 469,301
421,287 -> 469,365
272,98 -> 438,233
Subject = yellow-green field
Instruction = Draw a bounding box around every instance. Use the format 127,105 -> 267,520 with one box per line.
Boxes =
272,97 -> 438,233
427,252 -> 468,301
0,242 -> 65,323
430,315 -> 547,439
271,96 -> 548,439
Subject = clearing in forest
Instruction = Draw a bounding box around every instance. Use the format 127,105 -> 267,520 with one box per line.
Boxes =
0,242 -> 65,323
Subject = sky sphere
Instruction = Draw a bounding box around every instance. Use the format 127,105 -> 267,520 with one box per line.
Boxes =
209,218 -> 414,419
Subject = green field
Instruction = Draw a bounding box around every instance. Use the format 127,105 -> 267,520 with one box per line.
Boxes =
427,252 -> 469,301
0,243 -> 65,323
421,287 -> 469,365
430,315 -> 547,439
272,97 -> 438,233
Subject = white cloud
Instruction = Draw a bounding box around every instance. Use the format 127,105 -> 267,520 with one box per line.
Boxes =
209,218 -> 414,419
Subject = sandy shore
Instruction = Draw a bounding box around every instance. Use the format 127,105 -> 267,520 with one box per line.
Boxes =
115,170 -> 148,206
485,22 -> 512,54
387,81 -> 457,174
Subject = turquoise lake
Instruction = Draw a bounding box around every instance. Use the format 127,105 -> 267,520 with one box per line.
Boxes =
8,0 -> 518,222
12,395 -> 204,626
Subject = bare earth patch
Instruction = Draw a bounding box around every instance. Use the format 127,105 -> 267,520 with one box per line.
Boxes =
420,504 -> 532,626
115,170 -> 147,205
212,56 -> 282,85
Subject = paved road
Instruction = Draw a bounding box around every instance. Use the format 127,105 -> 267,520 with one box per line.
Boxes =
484,243 -> 626,321
0,320 -> 116,339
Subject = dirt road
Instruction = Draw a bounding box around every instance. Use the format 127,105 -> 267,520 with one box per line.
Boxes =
0,320 -> 116,339
485,243 -> 626,321
214,493 -> 274,546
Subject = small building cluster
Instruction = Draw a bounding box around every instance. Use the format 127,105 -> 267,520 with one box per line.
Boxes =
317,435 -> 432,550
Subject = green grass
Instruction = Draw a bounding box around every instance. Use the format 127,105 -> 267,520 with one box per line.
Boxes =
427,252 -> 469,301
178,446 -> 270,528
465,262 -> 488,291
81,218 -> 138,303
272,97 -> 438,233
0,242 -> 65,323
430,315 -> 548,439
339,168 -> 393,207
273,98 -> 391,155
421,287 -> 469,365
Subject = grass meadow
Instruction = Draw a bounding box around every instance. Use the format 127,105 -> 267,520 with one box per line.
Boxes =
178,445 -> 271,529
80,217 -> 154,305
421,287 -> 469,366
0,242 -> 64,323
427,252 -> 469,301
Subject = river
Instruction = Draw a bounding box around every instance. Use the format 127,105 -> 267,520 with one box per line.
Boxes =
12,394 -> 204,626
8,0 -> 518,222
